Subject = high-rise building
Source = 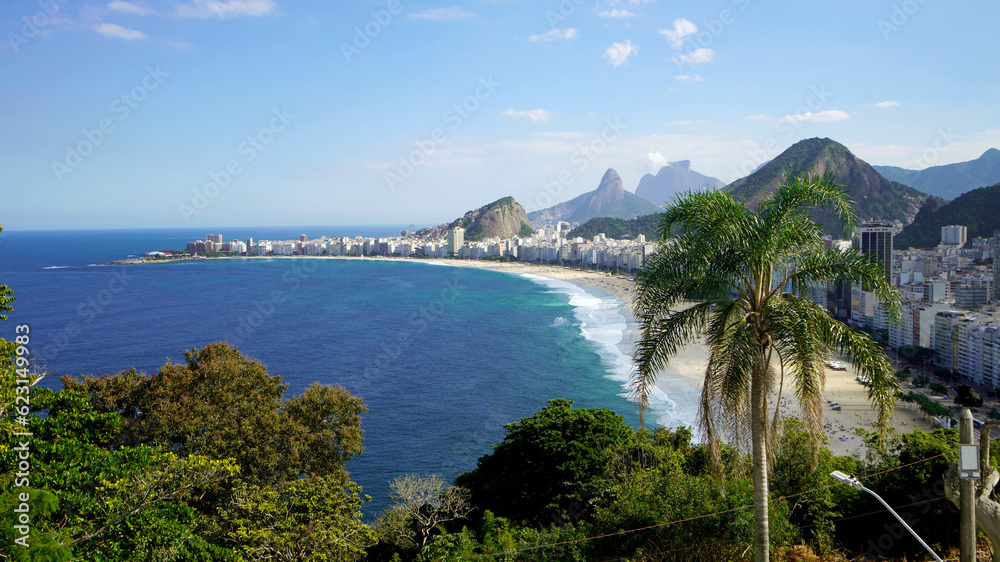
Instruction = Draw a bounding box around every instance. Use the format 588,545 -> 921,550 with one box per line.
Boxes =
993,231 -> 1000,303
206,234 -> 223,244
858,223 -> 894,286
941,225 -> 968,247
299,234 -> 308,242
447,227 -> 464,257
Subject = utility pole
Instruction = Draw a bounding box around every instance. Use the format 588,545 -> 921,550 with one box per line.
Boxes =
960,407 -> 977,562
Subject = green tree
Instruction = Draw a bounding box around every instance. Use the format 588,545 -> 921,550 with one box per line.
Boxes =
631,176 -> 900,562
63,342 -> 366,488
221,474 -> 376,561
456,399 -> 634,526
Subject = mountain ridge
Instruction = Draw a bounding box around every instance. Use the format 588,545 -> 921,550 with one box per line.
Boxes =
724,137 -> 932,237
634,160 -> 724,205
895,181 -> 1000,248
418,196 -> 533,241
527,169 -> 661,226
873,148 -> 1000,201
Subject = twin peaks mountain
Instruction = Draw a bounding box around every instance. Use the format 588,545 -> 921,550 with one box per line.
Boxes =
527,169 -> 661,225
724,138 -> 932,238
635,160 -> 724,205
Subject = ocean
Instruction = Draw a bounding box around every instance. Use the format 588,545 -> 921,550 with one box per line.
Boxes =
0,227 -> 698,515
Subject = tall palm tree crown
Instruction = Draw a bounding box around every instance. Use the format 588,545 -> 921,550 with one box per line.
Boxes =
630,175 -> 901,562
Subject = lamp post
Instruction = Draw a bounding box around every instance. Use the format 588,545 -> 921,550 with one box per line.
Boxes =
829,471 -> 943,562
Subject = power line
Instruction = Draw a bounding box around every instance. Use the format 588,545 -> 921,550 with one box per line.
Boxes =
455,452 -> 949,560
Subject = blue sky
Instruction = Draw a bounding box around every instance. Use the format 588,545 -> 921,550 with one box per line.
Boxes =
2,0 -> 999,230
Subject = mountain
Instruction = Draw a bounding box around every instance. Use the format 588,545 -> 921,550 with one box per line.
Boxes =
528,169 -> 661,226
873,148 -> 1000,200
895,182 -> 1000,248
565,213 -> 662,241
418,196 -> 533,241
725,137 -> 932,238
634,160 -> 724,205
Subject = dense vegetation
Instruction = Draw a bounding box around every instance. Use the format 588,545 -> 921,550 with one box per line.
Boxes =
2,349 -> 988,562
724,138 -> 930,237
566,213 -> 661,241
894,181 -> 1000,248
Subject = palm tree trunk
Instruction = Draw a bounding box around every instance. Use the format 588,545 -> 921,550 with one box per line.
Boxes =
752,365 -> 770,562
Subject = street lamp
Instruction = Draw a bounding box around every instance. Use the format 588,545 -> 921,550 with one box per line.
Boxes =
829,471 -> 943,562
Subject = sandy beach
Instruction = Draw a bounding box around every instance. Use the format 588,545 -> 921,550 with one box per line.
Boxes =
151,255 -> 936,457
417,258 -> 936,458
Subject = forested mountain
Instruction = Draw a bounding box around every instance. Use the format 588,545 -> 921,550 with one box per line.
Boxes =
418,196 -> 533,241
895,181 -> 1000,248
874,148 -> 1000,200
725,138 -> 931,237
565,213 -> 662,241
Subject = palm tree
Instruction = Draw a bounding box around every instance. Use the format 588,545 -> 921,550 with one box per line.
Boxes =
631,175 -> 900,562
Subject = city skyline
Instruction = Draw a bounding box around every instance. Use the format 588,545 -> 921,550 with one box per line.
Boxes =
3,1 -> 999,230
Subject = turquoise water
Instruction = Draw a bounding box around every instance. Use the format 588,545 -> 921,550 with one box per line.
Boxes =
0,228 -> 697,515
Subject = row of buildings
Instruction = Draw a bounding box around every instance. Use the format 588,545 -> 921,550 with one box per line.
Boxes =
183,224 -> 658,272
184,221 -> 1000,389
819,223 -> 1000,389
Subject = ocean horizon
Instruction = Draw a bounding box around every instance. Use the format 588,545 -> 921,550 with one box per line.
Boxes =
0,227 -> 697,515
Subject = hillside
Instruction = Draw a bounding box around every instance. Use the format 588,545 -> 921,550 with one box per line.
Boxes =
528,169 -> 661,226
565,213 -> 662,241
874,148 -> 1000,200
895,182 -> 1000,248
418,196 -> 533,242
725,138 -> 931,238
634,160 -> 724,205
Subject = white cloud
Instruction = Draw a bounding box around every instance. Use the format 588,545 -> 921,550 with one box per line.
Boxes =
93,22 -> 148,39
674,74 -> 703,82
659,18 -> 697,49
528,28 -> 577,42
501,108 -> 555,123
598,9 -> 634,18
779,109 -> 850,123
604,40 -> 637,67
173,0 -> 277,19
873,100 -> 901,108
410,7 -> 475,20
645,151 -> 669,171
673,47 -> 714,67
107,1 -> 154,15
744,114 -> 775,121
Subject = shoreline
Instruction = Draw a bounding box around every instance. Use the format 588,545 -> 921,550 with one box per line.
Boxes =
114,254 -> 936,456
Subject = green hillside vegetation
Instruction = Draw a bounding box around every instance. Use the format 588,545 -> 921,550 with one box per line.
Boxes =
566,213 -> 662,240
895,182 -> 1000,248
3,342 -> 986,561
725,138 -> 930,237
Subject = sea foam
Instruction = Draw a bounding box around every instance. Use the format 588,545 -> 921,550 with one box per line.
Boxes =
518,273 -> 698,429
